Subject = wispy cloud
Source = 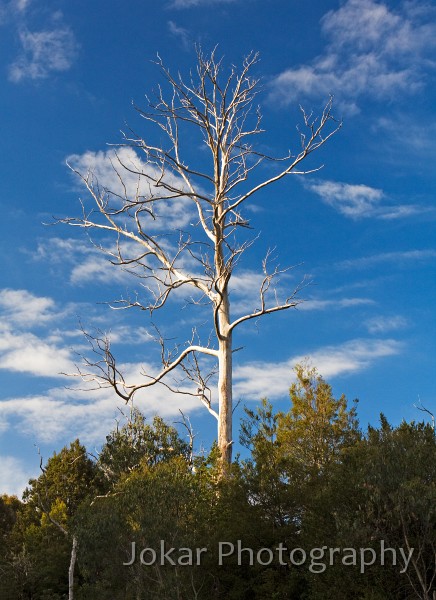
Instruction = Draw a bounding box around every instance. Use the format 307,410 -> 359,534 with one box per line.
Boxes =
337,249 -> 436,270
0,0 -> 30,23
228,270 -> 374,316
0,296 -> 199,447
372,115 -> 436,164
36,232 -> 168,286
168,20 -> 190,48
299,297 -> 374,311
0,323 -> 75,377
66,148 -> 196,231
365,315 -> 408,334
269,0 -> 436,112
70,255 -> 132,286
15,0 -> 30,11
171,0 -> 236,8
0,288 -> 57,326
95,325 -> 153,345
33,237 -> 127,287
0,287 -> 160,381
0,394 -> 116,444
35,235 -> 205,303
0,361 -> 201,446
9,26 -> 78,82
305,180 -> 384,218
234,338 -> 402,400
304,179 -> 429,220
34,236 -> 91,263
377,205 -> 432,220
0,336 -> 402,451
0,289 -> 85,377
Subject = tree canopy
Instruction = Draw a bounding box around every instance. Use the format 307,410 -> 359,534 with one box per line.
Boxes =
2,364 -> 434,599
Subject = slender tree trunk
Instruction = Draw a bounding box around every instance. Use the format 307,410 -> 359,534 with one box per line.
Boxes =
68,535 -> 78,600
217,288 -> 233,468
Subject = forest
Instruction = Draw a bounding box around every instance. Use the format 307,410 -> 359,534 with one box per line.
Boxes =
1,364 -> 435,600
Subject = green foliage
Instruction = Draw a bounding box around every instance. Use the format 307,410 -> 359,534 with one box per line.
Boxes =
23,439 -> 99,519
279,362 -> 360,475
74,411 -> 212,599
328,417 -> 436,599
75,456 -> 214,599
97,408 -> 191,486
1,370 -> 434,599
236,364 -> 362,599
3,440 -> 99,599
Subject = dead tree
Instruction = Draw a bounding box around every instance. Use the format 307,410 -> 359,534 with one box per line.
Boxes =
61,47 -> 340,471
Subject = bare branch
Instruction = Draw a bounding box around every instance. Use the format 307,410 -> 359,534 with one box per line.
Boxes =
229,254 -> 309,332
414,397 -> 435,431
222,97 -> 341,219
175,410 -> 196,467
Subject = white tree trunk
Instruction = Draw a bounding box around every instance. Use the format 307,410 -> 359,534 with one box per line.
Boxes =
218,290 -> 233,470
68,535 -> 78,600
218,327 -> 233,466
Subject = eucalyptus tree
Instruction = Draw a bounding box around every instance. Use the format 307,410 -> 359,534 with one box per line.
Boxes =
63,47 -> 340,469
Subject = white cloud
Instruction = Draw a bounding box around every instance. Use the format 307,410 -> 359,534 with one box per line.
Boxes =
230,270 -> 269,296
0,289 -> 57,326
0,455 -> 33,497
0,393 -> 120,444
0,324 -> 75,377
33,236 -> 132,286
304,179 -> 428,220
322,0 -> 407,52
338,249 -> 436,270
0,361 -> 202,447
68,242 -> 205,290
299,297 -> 374,311
70,255 -> 132,286
0,333 -> 401,453
35,236 -> 209,311
269,0 -> 436,110
66,148 -> 196,231
305,180 -> 384,218
229,270 -> 279,314
9,27 -> 78,82
228,270 -> 374,316
104,325 -> 153,345
34,237 -> 92,263
234,338 -> 402,400
64,148 -> 216,292
365,315 -> 408,334
377,204 -> 431,220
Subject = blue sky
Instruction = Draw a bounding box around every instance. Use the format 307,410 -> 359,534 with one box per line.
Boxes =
0,0 -> 435,496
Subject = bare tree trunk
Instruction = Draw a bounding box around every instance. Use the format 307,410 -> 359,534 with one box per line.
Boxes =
217,308 -> 233,467
68,535 -> 78,600
216,205 -> 233,468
